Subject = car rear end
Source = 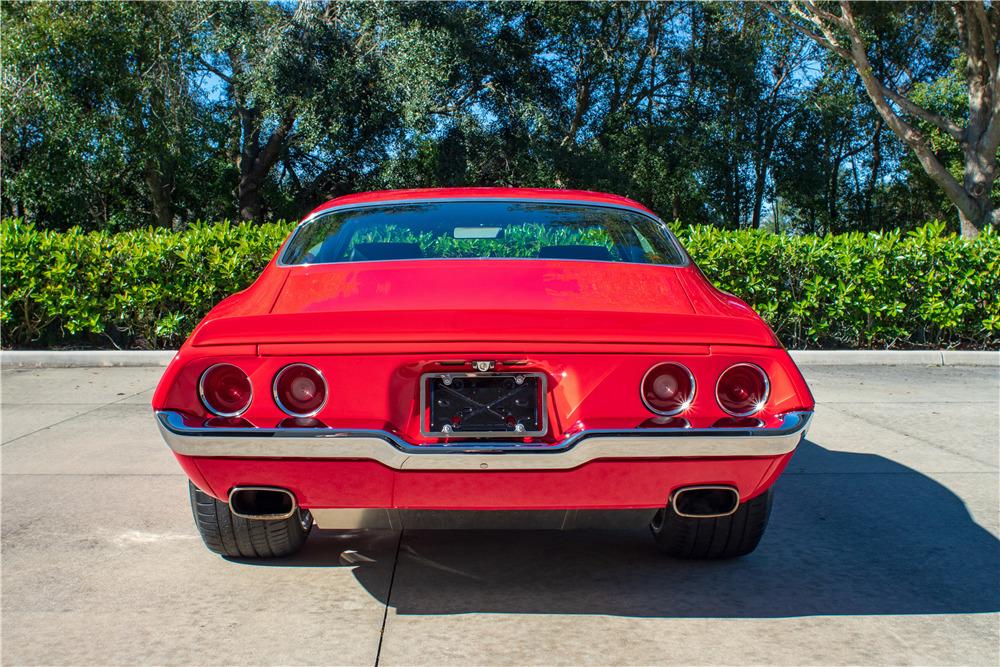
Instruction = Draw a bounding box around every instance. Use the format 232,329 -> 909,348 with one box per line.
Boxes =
152,190 -> 814,558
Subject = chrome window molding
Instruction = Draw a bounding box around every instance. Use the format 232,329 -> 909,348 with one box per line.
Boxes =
275,198 -> 691,269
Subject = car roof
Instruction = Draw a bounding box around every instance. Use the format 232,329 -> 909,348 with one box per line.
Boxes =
305,187 -> 654,220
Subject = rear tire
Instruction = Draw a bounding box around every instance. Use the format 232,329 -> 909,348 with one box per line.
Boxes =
650,488 -> 772,559
188,481 -> 313,558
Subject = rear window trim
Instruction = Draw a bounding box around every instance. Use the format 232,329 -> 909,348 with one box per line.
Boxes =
276,198 -> 690,268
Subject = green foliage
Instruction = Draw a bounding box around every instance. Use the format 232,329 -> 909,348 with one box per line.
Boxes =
1,1 -> 224,229
4,1 -> 988,236
1,219 -> 293,348
677,221 -> 1000,349
2,219 -> 997,350
347,223 -> 615,259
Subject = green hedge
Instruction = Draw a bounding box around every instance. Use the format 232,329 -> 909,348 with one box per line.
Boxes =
2,218 -> 998,350
679,222 -> 999,350
1,219 -> 294,349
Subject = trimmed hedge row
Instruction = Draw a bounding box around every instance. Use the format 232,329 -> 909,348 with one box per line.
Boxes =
680,222 -> 999,350
2,218 -> 998,350
1,219 -> 293,349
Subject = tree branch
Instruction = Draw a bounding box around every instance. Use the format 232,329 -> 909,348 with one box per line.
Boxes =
561,78 -> 592,147
428,81 -> 492,116
761,2 -> 850,59
765,4 -> 969,162
835,1 -> 980,221
196,56 -> 233,85
876,81 -> 965,141
968,1 -> 998,85
801,0 -> 847,27
254,107 -> 297,179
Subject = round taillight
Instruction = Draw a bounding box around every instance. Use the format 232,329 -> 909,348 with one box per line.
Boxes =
716,363 -> 770,416
273,363 -> 327,417
641,362 -> 696,415
199,363 -> 253,417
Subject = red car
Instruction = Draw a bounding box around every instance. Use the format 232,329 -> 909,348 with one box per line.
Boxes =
153,188 -> 814,560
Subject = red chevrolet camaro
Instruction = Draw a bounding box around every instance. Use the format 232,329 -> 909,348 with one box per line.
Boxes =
153,188 -> 814,560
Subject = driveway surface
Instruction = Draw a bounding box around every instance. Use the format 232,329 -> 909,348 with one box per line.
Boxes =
2,364 -> 998,666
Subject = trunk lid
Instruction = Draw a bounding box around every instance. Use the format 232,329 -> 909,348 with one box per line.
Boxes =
191,260 -> 776,347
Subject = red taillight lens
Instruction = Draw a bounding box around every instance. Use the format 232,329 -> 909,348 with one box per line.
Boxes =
199,364 -> 253,417
716,363 -> 769,416
273,363 -> 327,417
641,362 -> 695,415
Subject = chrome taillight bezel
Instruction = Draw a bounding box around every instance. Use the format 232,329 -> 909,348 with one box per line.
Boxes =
640,362 -> 696,416
715,362 -> 770,417
198,363 -> 253,417
272,363 -> 328,418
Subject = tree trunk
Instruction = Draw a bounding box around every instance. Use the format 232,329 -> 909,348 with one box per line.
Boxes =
727,158 -> 741,229
762,1 -> 998,238
238,175 -> 263,223
829,155 -> 842,233
144,165 -> 173,228
751,130 -> 775,229
959,141 -> 996,237
751,116 -> 768,229
235,107 -> 295,224
864,119 -> 882,229
751,159 -> 767,230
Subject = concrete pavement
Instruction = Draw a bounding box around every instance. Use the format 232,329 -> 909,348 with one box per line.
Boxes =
2,365 -> 998,665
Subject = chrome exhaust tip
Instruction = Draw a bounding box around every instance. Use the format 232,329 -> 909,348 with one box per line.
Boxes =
229,486 -> 298,520
671,485 -> 740,518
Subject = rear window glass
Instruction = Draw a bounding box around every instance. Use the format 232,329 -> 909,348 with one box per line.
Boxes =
280,201 -> 685,266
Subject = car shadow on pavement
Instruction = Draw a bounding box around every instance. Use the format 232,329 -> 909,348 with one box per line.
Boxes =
259,439 -> 1000,618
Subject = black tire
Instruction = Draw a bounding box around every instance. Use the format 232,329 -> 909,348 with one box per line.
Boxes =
188,481 -> 313,558
650,488 -> 773,559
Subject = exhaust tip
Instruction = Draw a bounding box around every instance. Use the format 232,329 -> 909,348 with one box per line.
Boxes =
229,486 -> 297,520
671,485 -> 740,518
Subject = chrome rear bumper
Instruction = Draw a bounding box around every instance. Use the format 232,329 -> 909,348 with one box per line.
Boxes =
155,410 -> 812,471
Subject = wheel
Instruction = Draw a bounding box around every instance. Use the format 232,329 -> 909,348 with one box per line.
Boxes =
650,488 -> 773,559
188,481 -> 313,558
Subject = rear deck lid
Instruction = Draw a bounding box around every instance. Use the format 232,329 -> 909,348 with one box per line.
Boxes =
191,260 -> 776,347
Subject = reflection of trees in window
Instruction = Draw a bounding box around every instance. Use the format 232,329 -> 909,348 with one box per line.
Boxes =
282,202 -> 683,264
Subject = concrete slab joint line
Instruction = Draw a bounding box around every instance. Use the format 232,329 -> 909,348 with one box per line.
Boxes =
1,349 -> 997,368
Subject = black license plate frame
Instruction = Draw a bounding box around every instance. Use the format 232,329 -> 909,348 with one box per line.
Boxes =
421,372 -> 548,438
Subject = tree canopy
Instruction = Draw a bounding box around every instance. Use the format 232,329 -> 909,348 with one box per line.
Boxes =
2,0 -> 996,236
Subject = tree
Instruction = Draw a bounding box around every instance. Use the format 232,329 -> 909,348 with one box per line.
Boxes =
763,1 -> 999,237
1,1 -> 211,228
776,73 -> 867,233
3,1 -> 992,235
195,1 -> 400,221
